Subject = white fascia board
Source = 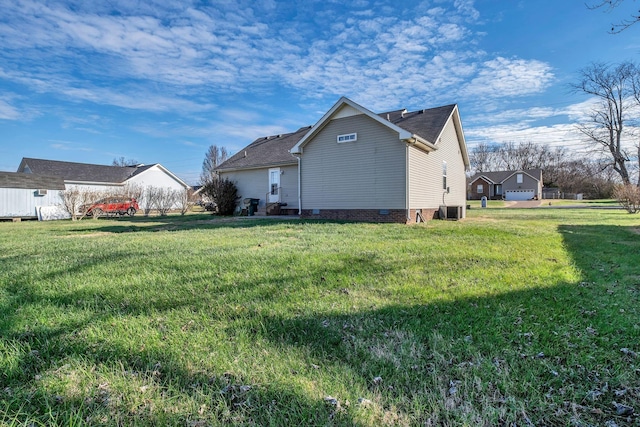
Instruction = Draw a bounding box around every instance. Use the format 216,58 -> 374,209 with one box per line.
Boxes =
471,175 -> 496,185
217,161 -> 298,173
64,180 -> 124,186
431,105 -> 470,169
290,97 -> 414,154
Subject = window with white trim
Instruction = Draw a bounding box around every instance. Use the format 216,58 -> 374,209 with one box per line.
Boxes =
442,161 -> 447,190
337,133 -> 357,143
516,173 -> 523,184
477,184 -> 483,193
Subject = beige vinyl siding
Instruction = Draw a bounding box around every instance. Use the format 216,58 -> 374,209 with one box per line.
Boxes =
408,117 -> 467,209
221,164 -> 298,209
301,114 -> 406,209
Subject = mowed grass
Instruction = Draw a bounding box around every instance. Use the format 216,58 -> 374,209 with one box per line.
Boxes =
0,209 -> 639,426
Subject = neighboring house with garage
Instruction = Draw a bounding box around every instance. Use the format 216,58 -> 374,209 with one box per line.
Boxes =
217,96 -> 470,223
467,169 -> 543,201
16,158 -> 189,211
0,172 -> 66,220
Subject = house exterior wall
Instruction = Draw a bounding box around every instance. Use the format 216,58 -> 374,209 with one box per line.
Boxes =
64,183 -> 123,193
0,188 -> 63,218
300,114 -> 406,210
126,166 -> 188,210
220,164 -> 298,210
468,177 -> 492,200
127,166 -> 186,190
502,173 -> 540,194
407,117 -> 466,217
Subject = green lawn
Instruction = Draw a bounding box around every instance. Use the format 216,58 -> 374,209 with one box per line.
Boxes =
1,210 -> 639,426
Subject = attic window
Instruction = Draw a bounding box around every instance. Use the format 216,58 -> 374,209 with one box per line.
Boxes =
337,133 -> 357,143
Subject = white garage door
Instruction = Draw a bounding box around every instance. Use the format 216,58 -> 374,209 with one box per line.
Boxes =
505,190 -> 535,201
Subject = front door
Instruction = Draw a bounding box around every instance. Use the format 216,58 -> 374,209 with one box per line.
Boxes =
268,168 -> 280,203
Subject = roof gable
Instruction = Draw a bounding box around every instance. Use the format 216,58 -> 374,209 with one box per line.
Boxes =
219,97 -> 470,171
501,169 -> 543,183
129,164 -> 190,188
291,97 -> 416,154
469,169 -> 543,184
290,98 -> 469,168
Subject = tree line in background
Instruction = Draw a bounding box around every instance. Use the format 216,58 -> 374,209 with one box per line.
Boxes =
469,141 -> 618,199
471,59 -> 640,211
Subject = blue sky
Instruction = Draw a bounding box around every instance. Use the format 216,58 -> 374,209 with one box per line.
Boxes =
1,0 -> 638,184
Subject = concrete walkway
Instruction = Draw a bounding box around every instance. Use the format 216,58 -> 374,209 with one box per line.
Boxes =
505,200 -> 543,208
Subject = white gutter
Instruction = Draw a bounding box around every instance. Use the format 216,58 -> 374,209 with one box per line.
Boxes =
406,135 -> 437,152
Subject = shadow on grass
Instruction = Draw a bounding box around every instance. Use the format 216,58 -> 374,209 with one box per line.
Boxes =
1,224 -> 639,425
67,214 -> 338,234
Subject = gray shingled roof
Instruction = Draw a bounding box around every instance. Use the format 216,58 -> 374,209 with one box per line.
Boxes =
469,169 -> 543,184
217,126 -> 312,171
0,172 -> 65,190
379,104 -> 456,144
218,103 -> 457,171
17,158 -> 155,183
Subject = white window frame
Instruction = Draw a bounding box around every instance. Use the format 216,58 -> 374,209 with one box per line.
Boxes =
516,173 -> 523,184
442,161 -> 447,190
337,133 -> 357,143
477,184 -> 483,193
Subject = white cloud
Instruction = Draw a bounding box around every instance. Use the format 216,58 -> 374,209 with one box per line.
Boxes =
462,57 -> 554,98
0,0 -> 554,118
0,99 -> 21,120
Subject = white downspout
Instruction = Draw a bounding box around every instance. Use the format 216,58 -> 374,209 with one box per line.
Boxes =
406,142 -> 410,222
296,155 -> 302,215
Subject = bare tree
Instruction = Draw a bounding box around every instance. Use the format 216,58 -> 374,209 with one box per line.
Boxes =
112,157 -> 139,167
469,141 -> 567,178
117,183 -> 143,202
469,142 -> 501,172
175,188 -> 197,215
588,0 -> 640,32
613,183 -> 640,212
200,145 -> 228,184
58,187 -> 101,221
149,187 -> 179,216
142,186 -> 158,216
572,61 -> 637,185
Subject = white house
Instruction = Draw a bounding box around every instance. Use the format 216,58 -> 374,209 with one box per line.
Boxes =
217,97 -> 469,223
16,158 -> 189,212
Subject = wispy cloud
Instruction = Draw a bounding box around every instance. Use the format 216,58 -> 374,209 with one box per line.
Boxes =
49,139 -> 92,152
462,57 -> 554,98
0,0 -> 553,117
0,98 -> 21,120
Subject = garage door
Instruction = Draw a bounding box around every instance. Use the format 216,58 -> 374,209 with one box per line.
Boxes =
505,190 -> 535,201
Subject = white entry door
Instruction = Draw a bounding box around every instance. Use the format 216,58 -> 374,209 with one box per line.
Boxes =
268,168 -> 280,203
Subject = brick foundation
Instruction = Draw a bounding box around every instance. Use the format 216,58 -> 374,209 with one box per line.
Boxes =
300,208 -> 439,224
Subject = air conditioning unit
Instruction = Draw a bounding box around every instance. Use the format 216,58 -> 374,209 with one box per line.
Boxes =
439,205 -> 463,220
35,189 -> 48,196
